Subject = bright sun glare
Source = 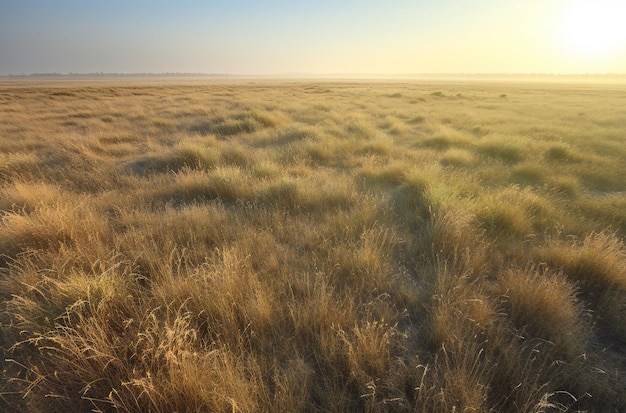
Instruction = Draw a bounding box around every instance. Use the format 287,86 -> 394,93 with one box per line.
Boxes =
558,0 -> 626,59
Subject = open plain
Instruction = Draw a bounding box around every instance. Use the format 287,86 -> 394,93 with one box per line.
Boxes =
1,79 -> 625,412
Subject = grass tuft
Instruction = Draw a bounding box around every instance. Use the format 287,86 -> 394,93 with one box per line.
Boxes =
498,266 -> 588,360
478,139 -> 523,163
440,148 -> 475,167
538,231 -> 626,340
546,143 -> 577,162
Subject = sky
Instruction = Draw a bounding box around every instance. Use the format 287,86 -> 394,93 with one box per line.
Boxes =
1,0 -> 625,76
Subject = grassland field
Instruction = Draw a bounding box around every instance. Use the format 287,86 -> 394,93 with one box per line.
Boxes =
0,78 -> 625,412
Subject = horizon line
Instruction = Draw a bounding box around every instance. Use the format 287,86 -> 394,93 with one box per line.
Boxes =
3,72 -> 626,79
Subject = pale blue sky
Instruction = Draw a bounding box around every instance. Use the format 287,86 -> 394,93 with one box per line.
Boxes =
1,0 -> 625,75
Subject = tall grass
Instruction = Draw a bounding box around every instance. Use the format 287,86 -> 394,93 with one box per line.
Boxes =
1,79 -> 625,412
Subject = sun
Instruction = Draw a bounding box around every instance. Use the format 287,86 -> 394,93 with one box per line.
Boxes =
558,0 -> 626,60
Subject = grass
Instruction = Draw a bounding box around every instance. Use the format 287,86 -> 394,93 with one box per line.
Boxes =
0,78 -> 625,412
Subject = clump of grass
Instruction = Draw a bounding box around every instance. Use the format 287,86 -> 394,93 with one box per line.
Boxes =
0,181 -> 64,212
379,116 -> 409,136
219,143 -> 254,167
262,174 -> 356,213
419,260 -> 502,409
549,176 -> 580,197
253,161 -> 281,179
408,115 -> 426,124
152,117 -> 177,129
251,126 -> 312,147
440,148 -> 475,167
8,288 -> 262,412
325,225 -> 402,295
416,202 -> 486,274
402,168 -> 433,198
422,135 -> 451,150
305,136 -> 353,166
391,167 -> 438,229
188,119 -> 213,135
579,165 -> 625,192
358,135 -> 394,156
511,163 -> 549,186
357,161 -> 407,188
579,193 -> 626,233
90,140 -> 138,157
478,203 -> 530,236
470,125 -> 487,136
262,177 -> 300,209
113,204 -> 230,272
344,120 -> 374,138
127,142 -> 218,174
148,166 -> 251,206
546,143 -> 576,162
539,231 -> 626,292
214,118 -> 256,136
175,142 -> 219,169
0,199 -> 110,260
538,231 -> 626,339
477,137 -> 524,163
477,186 -> 559,237
477,193 -> 533,237
498,266 -> 588,360
251,109 -> 283,127
0,152 -> 40,180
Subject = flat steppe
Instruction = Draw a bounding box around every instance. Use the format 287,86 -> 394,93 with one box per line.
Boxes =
1,78 -> 625,412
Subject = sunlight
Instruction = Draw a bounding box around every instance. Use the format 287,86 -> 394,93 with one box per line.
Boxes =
558,0 -> 626,59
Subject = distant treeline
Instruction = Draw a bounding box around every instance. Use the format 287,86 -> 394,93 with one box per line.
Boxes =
3,72 -> 231,78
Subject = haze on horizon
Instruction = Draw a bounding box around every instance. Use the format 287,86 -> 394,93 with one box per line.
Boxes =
1,0 -> 625,76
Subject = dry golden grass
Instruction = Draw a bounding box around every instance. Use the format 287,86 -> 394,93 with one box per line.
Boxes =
1,78 -> 625,412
